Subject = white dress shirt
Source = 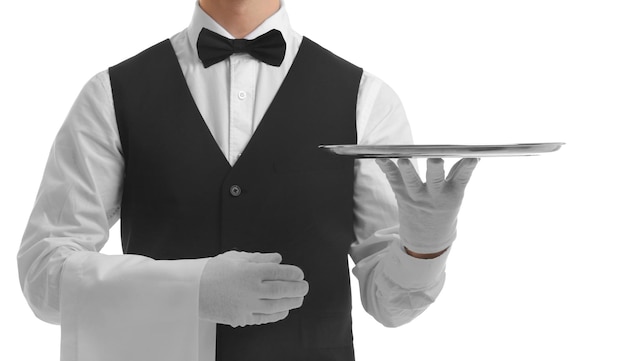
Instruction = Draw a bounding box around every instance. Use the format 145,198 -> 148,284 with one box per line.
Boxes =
18,2 -> 449,360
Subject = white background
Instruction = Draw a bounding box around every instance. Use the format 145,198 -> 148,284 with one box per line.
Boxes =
1,0 -> 625,360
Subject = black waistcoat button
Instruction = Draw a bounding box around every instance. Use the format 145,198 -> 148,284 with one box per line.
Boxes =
229,184 -> 242,197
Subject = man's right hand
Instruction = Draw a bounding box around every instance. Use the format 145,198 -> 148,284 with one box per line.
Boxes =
199,251 -> 309,327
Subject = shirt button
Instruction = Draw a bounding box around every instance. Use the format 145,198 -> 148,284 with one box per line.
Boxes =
229,185 -> 242,197
237,91 -> 247,100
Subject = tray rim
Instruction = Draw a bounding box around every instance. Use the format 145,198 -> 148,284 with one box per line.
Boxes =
318,142 -> 565,158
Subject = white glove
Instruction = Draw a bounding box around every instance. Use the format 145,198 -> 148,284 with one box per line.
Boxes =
376,158 -> 478,254
199,251 -> 309,327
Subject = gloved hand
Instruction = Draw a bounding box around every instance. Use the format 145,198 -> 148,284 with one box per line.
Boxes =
376,158 -> 478,255
199,251 -> 309,327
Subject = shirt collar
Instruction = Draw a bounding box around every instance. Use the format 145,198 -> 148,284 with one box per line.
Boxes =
187,0 -> 295,55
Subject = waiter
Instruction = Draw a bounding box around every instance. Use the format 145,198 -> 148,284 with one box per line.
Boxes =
18,0 -> 478,360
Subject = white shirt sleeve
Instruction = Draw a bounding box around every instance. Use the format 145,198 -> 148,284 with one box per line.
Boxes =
351,71 -> 449,327
17,71 -> 210,361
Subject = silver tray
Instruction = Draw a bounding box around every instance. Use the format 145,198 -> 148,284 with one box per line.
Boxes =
319,143 -> 565,158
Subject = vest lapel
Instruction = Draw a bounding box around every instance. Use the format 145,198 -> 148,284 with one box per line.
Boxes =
161,40 -> 232,170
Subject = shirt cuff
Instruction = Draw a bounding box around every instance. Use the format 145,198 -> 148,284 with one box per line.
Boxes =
381,239 -> 449,290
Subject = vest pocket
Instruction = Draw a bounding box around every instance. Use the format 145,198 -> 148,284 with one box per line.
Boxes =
301,311 -> 353,349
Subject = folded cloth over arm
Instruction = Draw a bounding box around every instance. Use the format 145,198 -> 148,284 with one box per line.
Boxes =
60,253 -> 207,361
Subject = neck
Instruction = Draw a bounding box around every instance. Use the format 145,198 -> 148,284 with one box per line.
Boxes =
198,0 -> 281,38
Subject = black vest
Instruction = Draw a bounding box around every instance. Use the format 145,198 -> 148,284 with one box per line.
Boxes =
109,38 -> 362,361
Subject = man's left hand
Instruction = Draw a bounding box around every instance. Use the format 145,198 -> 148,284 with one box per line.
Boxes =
376,157 -> 479,256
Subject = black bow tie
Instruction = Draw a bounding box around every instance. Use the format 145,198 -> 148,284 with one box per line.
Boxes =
196,28 -> 286,68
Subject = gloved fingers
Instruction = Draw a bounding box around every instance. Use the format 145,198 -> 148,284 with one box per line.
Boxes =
425,158 -> 446,190
375,158 -> 410,199
260,279 -> 310,299
241,252 -> 283,264
446,158 -> 479,185
397,158 -> 424,199
250,311 -> 290,325
445,158 -> 464,181
258,297 -> 305,314
260,263 -> 305,281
